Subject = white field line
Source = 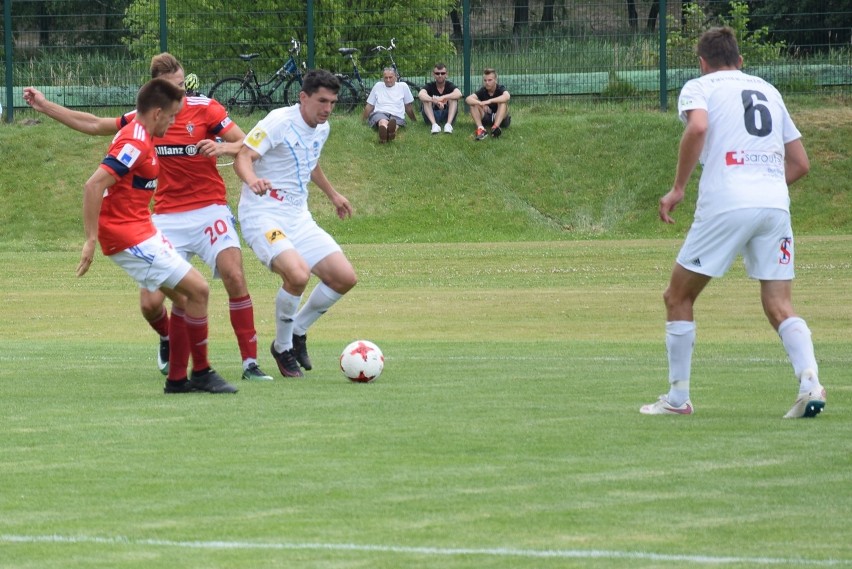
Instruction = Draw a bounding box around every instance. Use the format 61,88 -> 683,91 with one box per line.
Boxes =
1,534 -> 850,566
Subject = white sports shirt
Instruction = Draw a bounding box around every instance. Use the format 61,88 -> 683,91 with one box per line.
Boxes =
366,81 -> 413,116
678,69 -> 801,219
239,104 -> 329,215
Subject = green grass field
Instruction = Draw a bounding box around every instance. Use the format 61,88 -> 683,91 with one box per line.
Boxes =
1,238 -> 850,568
0,100 -> 850,567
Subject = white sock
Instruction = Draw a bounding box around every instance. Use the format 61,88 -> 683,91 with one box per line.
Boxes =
274,287 -> 302,352
778,316 -> 819,392
666,320 -> 695,406
293,282 -> 342,336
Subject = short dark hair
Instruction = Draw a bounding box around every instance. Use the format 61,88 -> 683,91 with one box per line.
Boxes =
136,77 -> 184,113
696,27 -> 740,68
433,63 -> 447,71
301,69 -> 340,95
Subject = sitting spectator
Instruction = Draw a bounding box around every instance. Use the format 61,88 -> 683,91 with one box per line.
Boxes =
362,68 -> 416,143
417,63 -> 462,134
465,67 -> 511,141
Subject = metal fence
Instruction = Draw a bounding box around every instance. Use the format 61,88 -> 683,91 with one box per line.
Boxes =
2,0 -> 851,121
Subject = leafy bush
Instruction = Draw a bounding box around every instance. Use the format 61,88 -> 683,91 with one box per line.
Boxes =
663,1 -> 786,67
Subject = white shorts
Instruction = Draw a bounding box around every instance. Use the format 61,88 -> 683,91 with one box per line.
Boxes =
677,208 -> 795,280
239,208 -> 342,270
108,231 -> 193,292
152,204 -> 241,279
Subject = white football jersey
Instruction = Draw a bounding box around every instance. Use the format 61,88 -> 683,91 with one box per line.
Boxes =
678,69 -> 801,219
239,104 -> 330,214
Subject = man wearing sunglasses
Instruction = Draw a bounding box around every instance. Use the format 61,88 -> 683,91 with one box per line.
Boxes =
417,63 -> 462,134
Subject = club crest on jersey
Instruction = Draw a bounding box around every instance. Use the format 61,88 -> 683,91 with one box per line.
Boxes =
265,228 -> 288,244
186,122 -> 195,136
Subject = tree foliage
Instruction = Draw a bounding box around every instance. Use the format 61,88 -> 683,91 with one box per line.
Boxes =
123,0 -> 457,82
747,0 -> 851,52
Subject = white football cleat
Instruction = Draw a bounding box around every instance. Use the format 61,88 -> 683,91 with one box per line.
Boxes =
640,394 -> 694,415
783,371 -> 826,418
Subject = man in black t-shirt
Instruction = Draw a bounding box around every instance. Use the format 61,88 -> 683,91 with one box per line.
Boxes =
418,63 -> 463,134
465,67 -> 511,141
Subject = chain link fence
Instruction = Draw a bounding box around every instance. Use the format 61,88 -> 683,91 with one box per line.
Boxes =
2,0 -> 850,121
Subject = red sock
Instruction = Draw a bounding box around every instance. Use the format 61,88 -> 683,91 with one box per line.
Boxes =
229,295 -> 258,361
148,305 -> 169,338
185,313 -> 210,373
167,308 -> 190,381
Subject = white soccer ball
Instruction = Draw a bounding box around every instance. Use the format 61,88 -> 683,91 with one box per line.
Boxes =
340,340 -> 384,383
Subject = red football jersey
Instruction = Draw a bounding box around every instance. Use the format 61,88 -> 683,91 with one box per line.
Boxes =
97,120 -> 159,255
118,95 -> 236,214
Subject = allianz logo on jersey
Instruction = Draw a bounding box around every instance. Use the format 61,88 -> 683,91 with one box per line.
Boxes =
725,150 -> 783,166
156,144 -> 200,156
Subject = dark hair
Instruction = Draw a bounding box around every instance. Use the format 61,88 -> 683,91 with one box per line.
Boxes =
696,27 -> 740,68
301,69 -> 340,95
136,77 -> 184,113
433,63 -> 448,72
483,67 -> 497,77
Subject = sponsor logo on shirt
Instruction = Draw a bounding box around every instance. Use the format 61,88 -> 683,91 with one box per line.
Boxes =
725,150 -> 783,167
118,143 -> 142,167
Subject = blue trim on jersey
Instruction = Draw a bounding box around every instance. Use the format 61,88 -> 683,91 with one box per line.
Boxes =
103,155 -> 130,177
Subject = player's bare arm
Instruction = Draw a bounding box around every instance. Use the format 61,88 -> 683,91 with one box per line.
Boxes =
233,145 -> 273,195
660,109 -> 708,224
784,139 -> 810,186
311,165 -> 352,219
77,168 -> 114,276
23,87 -> 117,136
196,125 -> 247,158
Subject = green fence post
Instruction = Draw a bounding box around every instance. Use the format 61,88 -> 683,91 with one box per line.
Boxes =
659,0 -> 668,111
306,0 -> 315,69
160,0 -> 168,52
4,0 -> 13,123
463,0 -> 471,101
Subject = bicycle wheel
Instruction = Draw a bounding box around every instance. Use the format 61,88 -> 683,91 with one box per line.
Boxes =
283,77 -> 303,107
208,77 -> 257,117
335,79 -> 360,114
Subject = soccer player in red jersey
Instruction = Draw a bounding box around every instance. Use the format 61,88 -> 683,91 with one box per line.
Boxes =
78,78 -> 237,394
24,53 -> 272,383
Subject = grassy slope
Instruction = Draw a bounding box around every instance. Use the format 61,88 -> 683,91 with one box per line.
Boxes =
0,98 -> 850,252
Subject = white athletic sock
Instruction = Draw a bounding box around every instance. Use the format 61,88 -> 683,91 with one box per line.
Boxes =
274,287 -> 302,352
293,282 -> 342,336
666,320 -> 695,406
778,316 -> 819,392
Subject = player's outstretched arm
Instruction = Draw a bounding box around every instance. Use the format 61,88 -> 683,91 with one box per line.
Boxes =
23,87 -> 117,136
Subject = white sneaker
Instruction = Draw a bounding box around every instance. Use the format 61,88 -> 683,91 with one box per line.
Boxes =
431,123 -> 441,134
640,394 -> 694,415
783,371 -> 826,418
444,123 -> 453,134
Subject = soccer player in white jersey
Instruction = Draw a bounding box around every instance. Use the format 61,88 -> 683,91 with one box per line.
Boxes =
640,27 -> 825,418
234,70 -> 357,378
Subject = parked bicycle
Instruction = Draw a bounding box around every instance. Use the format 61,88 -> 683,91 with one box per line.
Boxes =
334,38 -> 421,113
208,38 -> 305,117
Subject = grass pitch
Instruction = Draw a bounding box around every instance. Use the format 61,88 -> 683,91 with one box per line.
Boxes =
1,238 -> 850,568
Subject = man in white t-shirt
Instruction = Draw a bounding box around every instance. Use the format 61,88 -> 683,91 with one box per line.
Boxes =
233,70 -> 357,378
640,27 -> 825,419
362,67 -> 416,143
